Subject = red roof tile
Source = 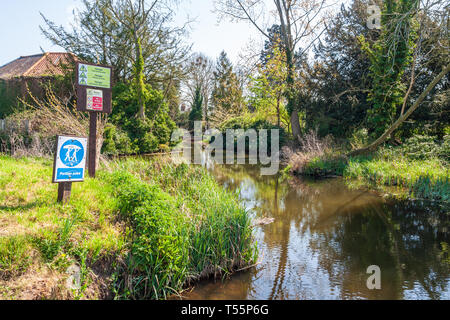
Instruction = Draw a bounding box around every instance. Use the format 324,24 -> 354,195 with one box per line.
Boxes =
0,52 -> 77,80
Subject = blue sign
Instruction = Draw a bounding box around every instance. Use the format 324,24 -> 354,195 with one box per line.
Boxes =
53,136 -> 88,183
60,139 -> 85,167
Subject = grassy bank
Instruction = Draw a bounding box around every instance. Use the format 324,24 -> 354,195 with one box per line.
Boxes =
0,156 -> 256,299
296,151 -> 449,202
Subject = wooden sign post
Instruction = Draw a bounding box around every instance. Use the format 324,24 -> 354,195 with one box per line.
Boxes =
53,135 -> 88,203
75,62 -> 113,178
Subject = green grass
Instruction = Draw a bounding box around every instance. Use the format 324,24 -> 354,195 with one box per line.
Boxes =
107,158 -> 257,299
0,235 -> 32,280
345,156 -> 449,201
0,155 -> 257,300
0,155 -> 127,299
300,150 -> 449,202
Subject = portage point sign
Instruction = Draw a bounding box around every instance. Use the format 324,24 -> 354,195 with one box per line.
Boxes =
53,136 -> 88,183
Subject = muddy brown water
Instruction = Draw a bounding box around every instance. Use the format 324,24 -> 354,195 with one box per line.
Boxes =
179,159 -> 450,300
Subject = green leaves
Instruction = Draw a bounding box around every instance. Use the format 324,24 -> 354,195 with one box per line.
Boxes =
365,0 -> 418,139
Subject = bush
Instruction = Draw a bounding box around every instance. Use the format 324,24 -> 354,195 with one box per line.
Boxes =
110,82 -> 176,154
349,128 -> 369,150
109,171 -> 188,299
220,115 -> 287,152
401,134 -> 440,160
107,160 -> 257,299
102,123 -> 135,156
439,134 -> 450,163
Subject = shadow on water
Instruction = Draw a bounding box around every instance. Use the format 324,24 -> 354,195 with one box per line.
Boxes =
180,154 -> 450,300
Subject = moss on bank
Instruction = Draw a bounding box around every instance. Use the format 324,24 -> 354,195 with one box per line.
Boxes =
0,156 -> 256,299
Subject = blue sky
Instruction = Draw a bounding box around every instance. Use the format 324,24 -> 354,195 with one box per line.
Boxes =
0,0 -> 257,66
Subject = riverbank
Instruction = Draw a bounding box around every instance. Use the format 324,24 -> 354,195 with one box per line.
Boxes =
0,155 -> 256,300
288,146 -> 449,203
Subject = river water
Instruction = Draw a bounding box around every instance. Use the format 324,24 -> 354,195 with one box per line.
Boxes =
181,157 -> 450,300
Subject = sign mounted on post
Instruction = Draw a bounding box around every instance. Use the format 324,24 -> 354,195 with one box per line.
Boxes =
76,62 -> 112,114
52,135 -> 88,204
78,63 -> 111,89
87,89 -> 103,111
75,61 -> 113,179
53,136 -> 88,183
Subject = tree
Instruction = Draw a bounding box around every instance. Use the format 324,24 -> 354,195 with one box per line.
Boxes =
350,63 -> 450,155
183,54 -> 215,127
210,51 -> 244,125
360,0 -> 418,139
350,0 -> 449,155
249,38 -> 288,127
41,0 -> 190,117
304,0 -> 377,137
215,0 -> 328,142
189,86 -> 203,129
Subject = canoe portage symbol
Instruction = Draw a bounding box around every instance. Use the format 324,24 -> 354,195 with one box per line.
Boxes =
63,145 -> 81,164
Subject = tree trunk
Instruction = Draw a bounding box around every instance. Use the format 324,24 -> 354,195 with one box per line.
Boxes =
349,63 -> 450,156
290,111 -> 301,142
276,98 -> 281,127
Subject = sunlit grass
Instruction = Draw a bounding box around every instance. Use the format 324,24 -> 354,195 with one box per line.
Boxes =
0,155 -> 257,300
299,150 -> 449,202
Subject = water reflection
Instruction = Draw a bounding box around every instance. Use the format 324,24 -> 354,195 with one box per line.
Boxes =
180,155 -> 450,300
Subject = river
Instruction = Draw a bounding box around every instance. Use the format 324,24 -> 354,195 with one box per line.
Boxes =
180,155 -> 450,300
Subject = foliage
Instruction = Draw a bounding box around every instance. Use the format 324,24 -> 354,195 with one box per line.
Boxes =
133,38 -> 149,118
107,159 -> 257,299
220,114 -> 288,150
188,86 -> 203,129
400,134 -> 440,160
101,123 -> 134,156
249,39 -> 288,128
210,51 -> 244,125
108,170 -> 189,299
40,0 -> 189,86
184,54 -> 215,126
307,0 -> 376,137
349,128 -> 370,150
360,0 -> 418,139
110,82 -> 176,154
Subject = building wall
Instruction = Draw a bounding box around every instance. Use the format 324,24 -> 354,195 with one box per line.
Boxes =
0,76 -> 74,118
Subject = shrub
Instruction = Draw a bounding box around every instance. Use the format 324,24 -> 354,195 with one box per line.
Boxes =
401,134 -> 440,160
110,82 -> 176,154
110,171 -> 188,299
220,115 -> 287,152
102,123 -> 135,156
349,128 -> 369,150
107,161 -> 257,299
438,134 -> 450,163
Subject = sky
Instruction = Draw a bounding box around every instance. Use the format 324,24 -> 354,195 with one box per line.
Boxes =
0,0 -> 259,67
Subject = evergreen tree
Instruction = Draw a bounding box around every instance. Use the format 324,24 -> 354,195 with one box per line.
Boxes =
211,51 -> 243,123
189,86 -> 203,129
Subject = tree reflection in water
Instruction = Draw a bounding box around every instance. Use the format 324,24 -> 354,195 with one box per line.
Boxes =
182,160 -> 450,300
